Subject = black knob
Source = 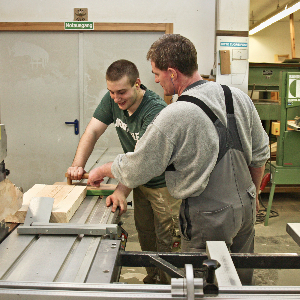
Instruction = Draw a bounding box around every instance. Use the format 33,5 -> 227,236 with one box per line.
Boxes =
203,259 -> 220,284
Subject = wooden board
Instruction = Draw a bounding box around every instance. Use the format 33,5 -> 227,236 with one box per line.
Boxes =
261,184 -> 300,194
6,184 -> 86,224
0,179 -> 23,222
55,182 -> 116,196
219,50 -> 231,74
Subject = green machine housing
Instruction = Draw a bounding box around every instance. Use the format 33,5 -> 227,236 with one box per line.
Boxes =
249,66 -> 300,225
249,62 -> 300,125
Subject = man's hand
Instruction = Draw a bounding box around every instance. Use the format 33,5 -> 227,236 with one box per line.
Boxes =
106,191 -> 127,215
87,162 -> 114,187
67,166 -> 86,180
106,183 -> 132,216
87,167 -> 105,187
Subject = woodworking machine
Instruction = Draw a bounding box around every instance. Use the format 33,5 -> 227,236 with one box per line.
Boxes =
1,148 -> 300,298
249,62 -> 300,124
249,69 -> 300,225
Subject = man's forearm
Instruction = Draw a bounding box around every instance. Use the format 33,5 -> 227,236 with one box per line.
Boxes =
72,131 -> 98,167
115,182 -> 132,198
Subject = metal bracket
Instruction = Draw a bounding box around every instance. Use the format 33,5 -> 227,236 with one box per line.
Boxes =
148,254 -> 185,278
18,197 -> 120,239
23,197 -> 54,226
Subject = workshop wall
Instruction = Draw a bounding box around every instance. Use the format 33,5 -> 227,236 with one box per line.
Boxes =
0,0 -> 216,192
1,0 -> 216,75
249,20 -> 300,62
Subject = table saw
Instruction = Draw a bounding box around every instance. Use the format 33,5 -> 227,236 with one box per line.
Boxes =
2,144 -> 300,298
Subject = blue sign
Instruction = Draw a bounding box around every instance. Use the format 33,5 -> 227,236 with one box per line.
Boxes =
220,42 -> 247,47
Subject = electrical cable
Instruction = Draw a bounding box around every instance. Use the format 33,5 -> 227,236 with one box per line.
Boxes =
171,77 -> 176,102
256,194 -> 279,224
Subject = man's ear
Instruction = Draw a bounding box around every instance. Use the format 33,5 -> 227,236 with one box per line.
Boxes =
135,78 -> 141,88
168,68 -> 177,80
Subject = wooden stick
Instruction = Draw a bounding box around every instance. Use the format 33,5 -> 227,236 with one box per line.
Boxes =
290,13 -> 296,59
65,172 -> 89,185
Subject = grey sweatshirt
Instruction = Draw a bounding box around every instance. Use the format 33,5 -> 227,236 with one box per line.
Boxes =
111,81 -> 270,199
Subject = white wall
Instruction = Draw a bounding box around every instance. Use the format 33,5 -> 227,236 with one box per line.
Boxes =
216,0 -> 249,31
0,0 -> 216,75
0,0 -> 217,191
215,0 -> 250,93
249,19 -> 300,62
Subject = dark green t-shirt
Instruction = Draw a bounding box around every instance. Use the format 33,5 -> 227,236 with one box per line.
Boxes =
93,85 -> 167,188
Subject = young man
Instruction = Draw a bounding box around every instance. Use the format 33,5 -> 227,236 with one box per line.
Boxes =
87,36 -> 270,285
67,59 -> 181,284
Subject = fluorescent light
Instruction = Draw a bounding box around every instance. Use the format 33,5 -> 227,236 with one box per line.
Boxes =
249,0 -> 300,35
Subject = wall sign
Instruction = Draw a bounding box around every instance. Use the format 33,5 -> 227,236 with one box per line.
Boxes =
65,22 -> 94,30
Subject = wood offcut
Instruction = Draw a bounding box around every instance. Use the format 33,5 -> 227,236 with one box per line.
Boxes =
6,184 -> 86,223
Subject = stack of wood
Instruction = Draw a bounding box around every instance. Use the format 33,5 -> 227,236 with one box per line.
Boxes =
5,184 -> 86,223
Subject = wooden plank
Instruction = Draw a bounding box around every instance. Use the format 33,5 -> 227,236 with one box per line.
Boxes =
216,30 -> 248,37
50,186 -> 87,223
219,50 -> 231,74
206,241 -> 242,287
261,185 -> 300,193
0,22 -> 173,32
8,184 -> 86,223
290,14 -> 296,59
286,223 -> 300,247
54,182 -> 116,196
0,179 -> 23,222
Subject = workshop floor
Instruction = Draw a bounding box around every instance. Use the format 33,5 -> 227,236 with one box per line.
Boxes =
119,191 -> 300,286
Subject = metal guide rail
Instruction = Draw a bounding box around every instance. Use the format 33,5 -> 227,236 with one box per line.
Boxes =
2,240 -> 300,299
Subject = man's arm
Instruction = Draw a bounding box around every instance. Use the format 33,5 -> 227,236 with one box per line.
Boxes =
87,162 -> 132,215
67,117 -> 108,180
87,162 -> 114,186
248,165 -> 265,213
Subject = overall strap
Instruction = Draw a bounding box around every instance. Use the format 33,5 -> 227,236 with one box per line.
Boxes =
222,84 -> 234,115
165,84 -> 233,172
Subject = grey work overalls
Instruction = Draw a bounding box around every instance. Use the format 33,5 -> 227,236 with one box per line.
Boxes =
177,82 -> 257,285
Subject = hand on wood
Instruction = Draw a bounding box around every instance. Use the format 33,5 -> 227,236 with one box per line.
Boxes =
67,166 -> 86,181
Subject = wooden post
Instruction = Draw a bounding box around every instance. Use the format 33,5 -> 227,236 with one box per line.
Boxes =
290,13 -> 296,59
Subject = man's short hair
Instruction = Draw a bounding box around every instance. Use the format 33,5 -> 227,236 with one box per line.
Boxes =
146,34 -> 198,77
106,59 -> 139,86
